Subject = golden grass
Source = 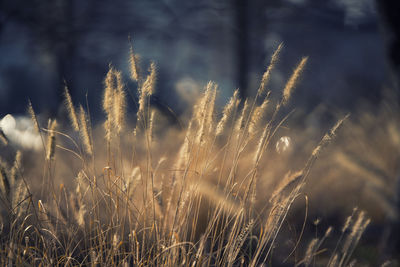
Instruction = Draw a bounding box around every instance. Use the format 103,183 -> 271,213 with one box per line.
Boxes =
282,56 -> 308,106
0,44 -> 371,266
45,119 -> 57,160
64,85 -> 79,132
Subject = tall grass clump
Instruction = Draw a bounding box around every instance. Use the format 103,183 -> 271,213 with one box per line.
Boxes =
0,44 -> 370,266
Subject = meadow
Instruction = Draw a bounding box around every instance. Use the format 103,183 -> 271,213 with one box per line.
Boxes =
0,43 -> 396,266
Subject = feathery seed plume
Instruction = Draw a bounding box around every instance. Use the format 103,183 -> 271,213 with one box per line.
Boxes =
311,114 -> 349,158
340,210 -> 369,266
235,99 -> 249,133
27,100 -> 40,133
103,66 -> 117,141
194,81 -> 214,125
77,204 -> 86,227
114,70 -> 126,133
195,81 -> 216,144
231,219 -> 254,260
348,211 -> 366,241
258,43 -> 283,96
216,89 -> 240,136
129,43 -> 140,82
342,208 -> 357,233
282,56 -> 308,105
10,150 -> 22,186
136,63 -> 156,128
249,95 -> 270,135
79,105 -> 93,155
64,86 -> 79,131
207,84 -> 218,134
46,120 -> 57,160
103,66 -> 116,115
175,121 -> 192,170
12,179 -> 28,217
270,170 -> 303,203
0,161 -> 10,198
142,62 -> 156,96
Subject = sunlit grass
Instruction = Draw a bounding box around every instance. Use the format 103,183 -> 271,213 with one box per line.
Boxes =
0,44 -> 370,266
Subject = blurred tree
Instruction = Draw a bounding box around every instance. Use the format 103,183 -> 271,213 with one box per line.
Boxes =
0,0 -> 97,113
0,0 -> 239,116
0,0 -> 388,117
375,0 -> 400,258
376,0 -> 400,100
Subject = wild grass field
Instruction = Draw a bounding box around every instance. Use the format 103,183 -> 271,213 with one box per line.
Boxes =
0,44 -> 398,266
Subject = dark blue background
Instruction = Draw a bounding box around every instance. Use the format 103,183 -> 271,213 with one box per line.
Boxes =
0,0 -> 395,120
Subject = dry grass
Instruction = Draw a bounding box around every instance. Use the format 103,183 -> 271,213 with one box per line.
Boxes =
0,45 -> 372,266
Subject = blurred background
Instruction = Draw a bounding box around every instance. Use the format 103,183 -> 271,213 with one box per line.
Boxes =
1,0 -> 399,119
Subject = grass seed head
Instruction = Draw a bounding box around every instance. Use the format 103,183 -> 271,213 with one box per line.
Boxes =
258,43 -> 283,96
129,43 -> 140,82
79,105 -> 93,155
46,119 -> 57,161
64,85 -> 79,132
282,56 -> 308,106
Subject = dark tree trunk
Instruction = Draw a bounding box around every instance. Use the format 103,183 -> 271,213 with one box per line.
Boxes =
376,1 -> 400,260
376,0 -> 400,101
234,0 -> 249,100
55,0 -> 76,116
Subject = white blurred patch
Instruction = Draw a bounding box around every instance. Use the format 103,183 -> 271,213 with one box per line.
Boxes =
276,136 -> 291,154
0,114 -> 42,150
175,77 -> 201,106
